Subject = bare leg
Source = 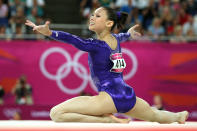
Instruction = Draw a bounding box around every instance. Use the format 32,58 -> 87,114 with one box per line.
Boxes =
50,92 -> 130,123
52,112 -> 117,123
52,112 -> 131,123
125,97 -> 188,124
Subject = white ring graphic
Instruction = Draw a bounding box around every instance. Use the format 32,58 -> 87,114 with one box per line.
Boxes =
122,48 -> 138,80
73,51 -> 98,92
40,47 -> 138,94
40,47 -> 71,80
56,62 -> 88,94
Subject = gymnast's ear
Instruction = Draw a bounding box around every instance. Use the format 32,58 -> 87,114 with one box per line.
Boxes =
106,20 -> 114,29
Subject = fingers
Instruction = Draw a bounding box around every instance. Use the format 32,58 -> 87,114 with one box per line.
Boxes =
33,26 -> 41,31
132,32 -> 141,39
45,21 -> 50,26
25,22 -> 34,27
25,20 -> 36,27
131,24 -> 140,30
26,19 -> 33,23
135,32 -> 141,37
33,27 -> 36,31
25,20 -> 35,26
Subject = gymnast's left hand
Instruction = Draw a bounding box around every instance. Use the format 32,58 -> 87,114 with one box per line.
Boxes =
128,24 -> 141,39
25,20 -> 52,36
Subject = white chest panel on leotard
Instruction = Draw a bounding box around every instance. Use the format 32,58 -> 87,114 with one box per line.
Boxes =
110,53 -> 126,73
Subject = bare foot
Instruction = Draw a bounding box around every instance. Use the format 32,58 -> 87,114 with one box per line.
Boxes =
108,114 -> 131,123
178,111 -> 189,124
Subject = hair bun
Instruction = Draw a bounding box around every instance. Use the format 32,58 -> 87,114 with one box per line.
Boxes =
117,12 -> 128,30
116,11 -> 121,20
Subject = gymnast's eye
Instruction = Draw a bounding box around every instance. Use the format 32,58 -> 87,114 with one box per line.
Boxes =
96,15 -> 100,17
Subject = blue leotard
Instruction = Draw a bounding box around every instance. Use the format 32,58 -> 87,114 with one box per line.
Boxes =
50,31 -> 136,113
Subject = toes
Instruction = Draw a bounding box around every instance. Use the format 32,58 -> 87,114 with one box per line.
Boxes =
178,111 -> 189,124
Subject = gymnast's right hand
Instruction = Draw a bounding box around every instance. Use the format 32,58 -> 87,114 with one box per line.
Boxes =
25,20 -> 52,36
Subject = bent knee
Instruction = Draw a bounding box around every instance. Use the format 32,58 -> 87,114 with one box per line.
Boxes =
50,107 -> 63,122
50,107 -> 58,122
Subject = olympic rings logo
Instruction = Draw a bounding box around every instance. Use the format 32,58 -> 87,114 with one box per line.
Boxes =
39,47 -> 138,95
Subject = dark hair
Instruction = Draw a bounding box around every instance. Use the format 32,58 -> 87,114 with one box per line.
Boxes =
102,7 -> 128,31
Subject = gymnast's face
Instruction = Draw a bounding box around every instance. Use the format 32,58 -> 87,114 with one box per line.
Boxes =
89,7 -> 113,33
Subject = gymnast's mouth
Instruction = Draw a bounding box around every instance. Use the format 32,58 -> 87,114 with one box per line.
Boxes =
89,22 -> 95,26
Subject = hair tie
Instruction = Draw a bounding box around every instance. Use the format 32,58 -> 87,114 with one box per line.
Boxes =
116,11 -> 121,19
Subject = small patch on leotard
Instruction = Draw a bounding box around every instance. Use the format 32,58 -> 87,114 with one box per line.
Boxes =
110,53 -> 126,73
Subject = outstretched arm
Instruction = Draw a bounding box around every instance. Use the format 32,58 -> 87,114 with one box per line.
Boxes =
117,24 -> 141,42
25,20 -> 96,52
127,24 -> 141,39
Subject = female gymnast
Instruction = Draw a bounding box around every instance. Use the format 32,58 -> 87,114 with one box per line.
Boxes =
25,7 -> 188,124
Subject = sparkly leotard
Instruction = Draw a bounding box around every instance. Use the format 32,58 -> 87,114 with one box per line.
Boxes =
50,31 -> 136,113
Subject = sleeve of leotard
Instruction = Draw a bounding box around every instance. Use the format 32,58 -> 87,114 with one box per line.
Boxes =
116,32 -> 131,43
49,30 -> 97,52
